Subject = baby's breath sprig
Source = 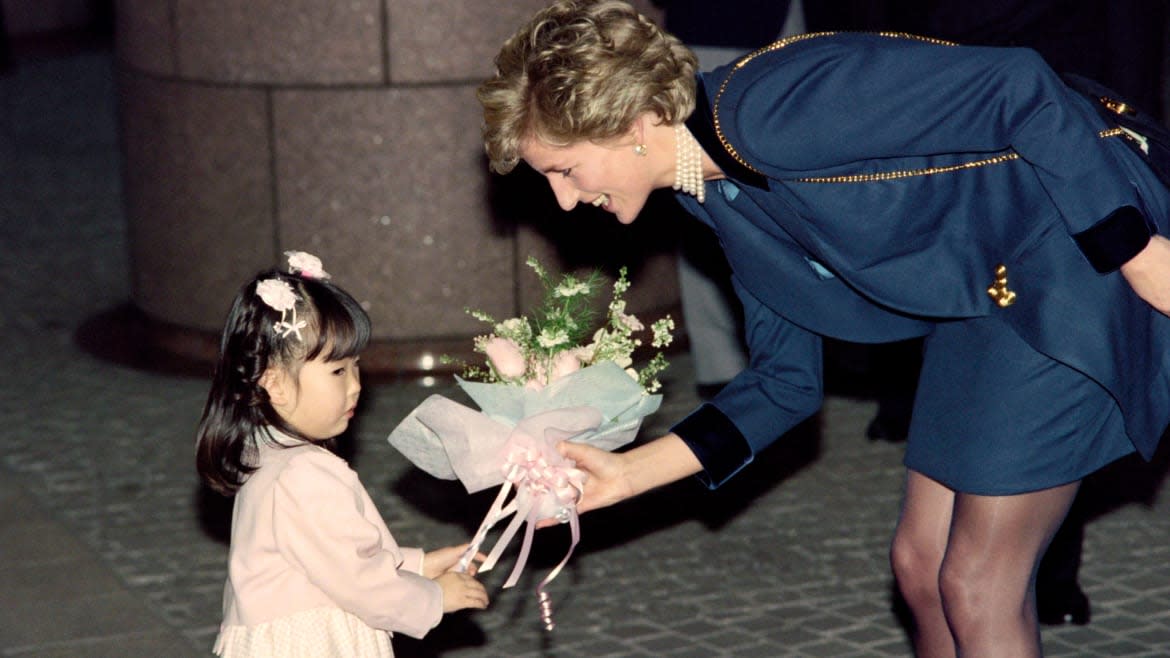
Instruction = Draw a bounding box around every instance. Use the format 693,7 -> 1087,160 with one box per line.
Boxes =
527,256 -> 602,356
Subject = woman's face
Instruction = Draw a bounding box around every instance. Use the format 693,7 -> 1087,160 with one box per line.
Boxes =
520,134 -> 658,225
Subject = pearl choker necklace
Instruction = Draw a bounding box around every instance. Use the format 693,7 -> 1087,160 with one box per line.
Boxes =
673,124 -> 705,203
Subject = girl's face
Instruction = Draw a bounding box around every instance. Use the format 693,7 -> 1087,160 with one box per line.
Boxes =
267,353 -> 362,440
520,131 -> 659,225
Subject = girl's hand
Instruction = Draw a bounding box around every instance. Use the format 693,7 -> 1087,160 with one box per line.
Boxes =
1121,234 -> 1170,317
434,571 -> 489,612
424,544 -> 486,578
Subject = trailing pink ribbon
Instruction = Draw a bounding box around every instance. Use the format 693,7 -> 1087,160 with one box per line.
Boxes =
456,421 -> 587,630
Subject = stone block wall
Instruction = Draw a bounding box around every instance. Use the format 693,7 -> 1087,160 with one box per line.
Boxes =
114,0 -> 679,373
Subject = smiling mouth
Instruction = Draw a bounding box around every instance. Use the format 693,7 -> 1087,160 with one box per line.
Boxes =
590,194 -> 609,208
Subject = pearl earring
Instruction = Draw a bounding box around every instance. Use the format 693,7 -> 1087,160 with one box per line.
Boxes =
634,144 -> 648,156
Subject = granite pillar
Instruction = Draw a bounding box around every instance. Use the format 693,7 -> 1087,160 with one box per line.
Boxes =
114,0 -> 679,374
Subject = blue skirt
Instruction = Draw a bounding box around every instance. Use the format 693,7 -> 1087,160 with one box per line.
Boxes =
903,315 -> 1135,495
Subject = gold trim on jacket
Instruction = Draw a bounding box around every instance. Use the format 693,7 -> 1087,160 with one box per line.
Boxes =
711,33 -> 1133,184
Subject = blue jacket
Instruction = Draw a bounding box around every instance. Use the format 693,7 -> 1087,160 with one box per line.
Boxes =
669,32 -> 1170,487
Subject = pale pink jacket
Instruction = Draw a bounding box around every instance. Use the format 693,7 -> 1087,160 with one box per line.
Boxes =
218,431 -> 443,642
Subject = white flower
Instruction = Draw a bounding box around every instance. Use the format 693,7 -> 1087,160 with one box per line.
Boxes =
537,328 -> 570,348
498,317 -> 528,333
651,317 -> 676,348
554,279 -> 591,297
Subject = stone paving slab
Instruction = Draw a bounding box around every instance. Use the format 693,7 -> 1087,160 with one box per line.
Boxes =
0,472 -> 200,658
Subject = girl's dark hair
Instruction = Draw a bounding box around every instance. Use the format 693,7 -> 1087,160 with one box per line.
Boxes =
195,269 -> 371,496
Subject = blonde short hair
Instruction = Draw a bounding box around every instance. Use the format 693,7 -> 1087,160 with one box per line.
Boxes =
477,0 -> 698,174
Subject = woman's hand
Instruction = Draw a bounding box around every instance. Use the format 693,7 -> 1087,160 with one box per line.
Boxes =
1120,234 -> 1170,316
559,433 -> 704,516
559,441 -> 637,515
423,544 -> 485,578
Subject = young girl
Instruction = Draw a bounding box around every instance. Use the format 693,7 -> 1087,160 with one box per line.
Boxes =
197,252 -> 488,657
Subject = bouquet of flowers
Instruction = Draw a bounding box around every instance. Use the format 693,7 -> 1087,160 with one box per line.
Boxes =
388,257 -> 673,629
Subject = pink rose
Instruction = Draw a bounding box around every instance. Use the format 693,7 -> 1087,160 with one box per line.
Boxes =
285,251 -> 330,279
255,279 -> 298,312
547,350 -> 581,383
483,336 -> 526,379
619,312 -> 644,332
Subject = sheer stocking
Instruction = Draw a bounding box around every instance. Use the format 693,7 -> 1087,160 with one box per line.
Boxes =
942,480 -> 1079,656
892,470 -> 1080,657
891,471 -> 957,658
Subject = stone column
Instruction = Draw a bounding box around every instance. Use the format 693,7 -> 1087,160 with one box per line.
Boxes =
115,0 -> 678,374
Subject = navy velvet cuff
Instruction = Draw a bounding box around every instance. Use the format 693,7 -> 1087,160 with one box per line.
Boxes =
1073,205 -> 1152,273
671,404 -> 754,489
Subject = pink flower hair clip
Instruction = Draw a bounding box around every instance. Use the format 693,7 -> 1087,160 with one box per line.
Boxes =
285,251 -> 330,279
255,279 -> 305,340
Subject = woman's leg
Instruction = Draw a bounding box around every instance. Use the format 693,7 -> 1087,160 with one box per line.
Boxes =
940,481 -> 1080,657
1036,489 -> 1090,625
891,470 -> 957,658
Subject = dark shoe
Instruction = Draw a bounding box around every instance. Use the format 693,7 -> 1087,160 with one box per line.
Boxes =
1037,584 -> 1091,626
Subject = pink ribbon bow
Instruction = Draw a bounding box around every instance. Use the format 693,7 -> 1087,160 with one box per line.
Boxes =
456,412 -> 590,630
